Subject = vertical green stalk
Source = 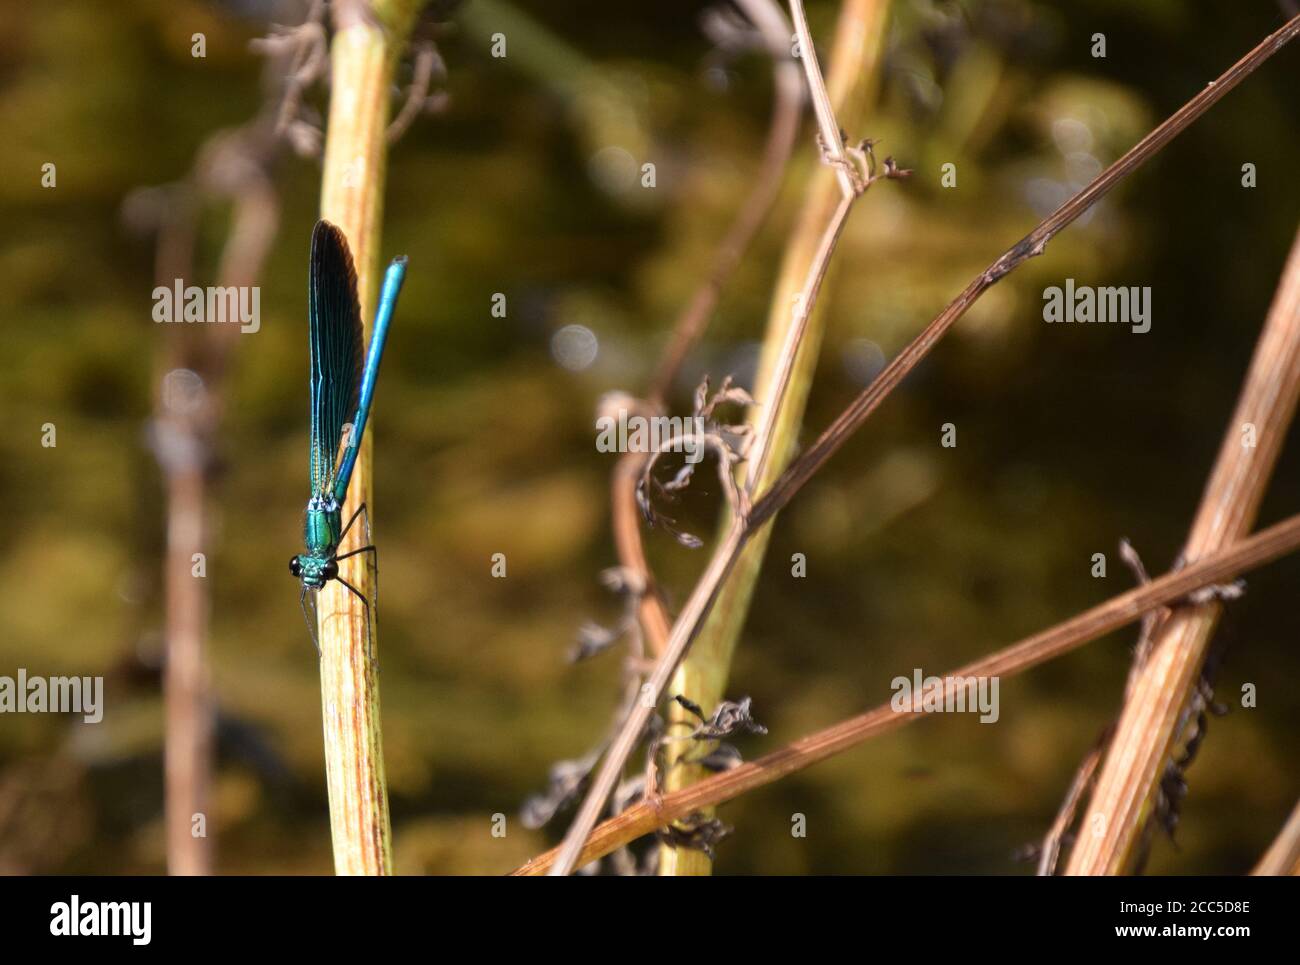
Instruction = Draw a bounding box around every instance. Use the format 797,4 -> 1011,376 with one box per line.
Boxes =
316,0 -> 423,876
658,0 -> 892,876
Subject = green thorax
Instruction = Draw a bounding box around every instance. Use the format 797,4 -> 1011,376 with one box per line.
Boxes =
296,493 -> 343,588
304,493 -> 343,554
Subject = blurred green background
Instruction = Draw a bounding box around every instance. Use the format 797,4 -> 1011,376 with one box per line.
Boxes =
2,0 -> 1299,874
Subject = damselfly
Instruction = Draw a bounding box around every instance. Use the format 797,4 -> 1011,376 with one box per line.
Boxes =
290,220 -> 407,655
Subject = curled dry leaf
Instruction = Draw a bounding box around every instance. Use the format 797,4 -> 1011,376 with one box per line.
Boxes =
656,813 -> 733,860
697,742 -> 744,772
673,694 -> 768,740
636,374 -> 757,547
520,752 -> 599,829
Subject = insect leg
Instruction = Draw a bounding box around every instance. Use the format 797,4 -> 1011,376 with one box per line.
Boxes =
336,574 -> 376,665
336,545 -> 379,610
336,502 -> 379,608
338,501 -> 373,546
335,546 -> 376,562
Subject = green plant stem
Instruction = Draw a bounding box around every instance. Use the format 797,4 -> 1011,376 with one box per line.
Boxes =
315,0 -> 423,877
658,0 -> 892,876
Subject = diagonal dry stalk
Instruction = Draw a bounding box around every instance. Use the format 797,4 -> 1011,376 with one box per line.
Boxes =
513,513 -> 1300,874
749,12 -> 1300,533
546,11 -> 1300,875
657,0 -> 891,877
1254,798 -> 1300,875
315,0 -> 424,876
1066,223 -> 1300,875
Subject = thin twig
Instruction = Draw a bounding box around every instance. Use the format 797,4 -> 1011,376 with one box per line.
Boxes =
747,0 -> 893,488
548,9 -> 1300,876
646,0 -> 803,405
251,0 -> 329,156
745,193 -> 853,487
1036,732 -> 1106,876
386,39 -> 443,144
515,512 -> 1300,874
749,11 -> 1300,533
610,0 -> 801,665
788,0 -> 855,199
656,0 -> 892,876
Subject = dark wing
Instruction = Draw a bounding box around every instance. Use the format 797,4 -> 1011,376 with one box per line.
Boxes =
308,220 -> 363,495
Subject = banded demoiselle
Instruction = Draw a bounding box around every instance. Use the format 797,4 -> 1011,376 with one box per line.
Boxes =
290,220 -> 407,655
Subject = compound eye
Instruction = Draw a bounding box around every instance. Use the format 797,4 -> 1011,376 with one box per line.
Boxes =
289,557 -> 302,577
322,560 -> 339,580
